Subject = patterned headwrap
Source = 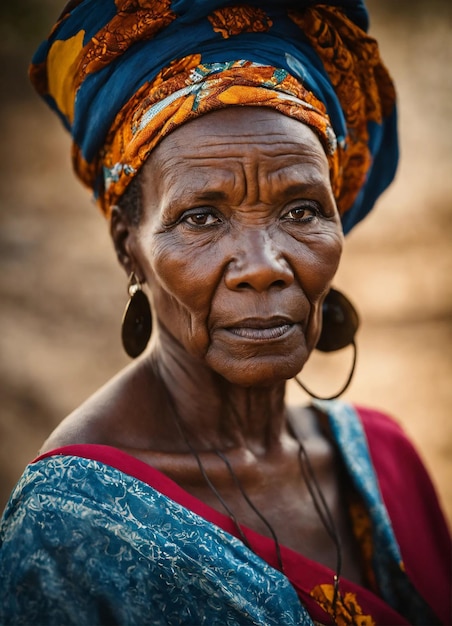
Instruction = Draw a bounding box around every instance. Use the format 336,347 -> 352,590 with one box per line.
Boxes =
30,0 -> 397,233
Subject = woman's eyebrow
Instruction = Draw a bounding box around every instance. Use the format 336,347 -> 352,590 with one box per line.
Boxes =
175,189 -> 230,204
195,190 -> 228,203
163,189 -> 228,214
272,177 -> 326,195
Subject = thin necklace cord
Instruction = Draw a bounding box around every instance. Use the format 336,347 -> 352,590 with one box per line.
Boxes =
165,384 -> 342,621
295,435 -> 343,617
165,388 -> 252,550
214,449 -> 285,574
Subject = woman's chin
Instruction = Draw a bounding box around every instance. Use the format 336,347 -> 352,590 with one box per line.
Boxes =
206,348 -> 310,388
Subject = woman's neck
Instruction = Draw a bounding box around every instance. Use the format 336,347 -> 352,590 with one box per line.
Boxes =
146,327 -> 290,456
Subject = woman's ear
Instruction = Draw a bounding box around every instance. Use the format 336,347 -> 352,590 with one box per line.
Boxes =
109,205 -> 138,277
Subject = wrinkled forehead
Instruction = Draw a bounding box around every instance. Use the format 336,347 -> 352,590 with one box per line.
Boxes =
143,107 -> 329,182
160,106 -> 324,141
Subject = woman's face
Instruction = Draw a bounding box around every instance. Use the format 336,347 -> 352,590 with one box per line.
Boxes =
129,107 -> 343,386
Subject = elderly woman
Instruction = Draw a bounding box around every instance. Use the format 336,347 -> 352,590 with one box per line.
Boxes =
0,1 -> 450,624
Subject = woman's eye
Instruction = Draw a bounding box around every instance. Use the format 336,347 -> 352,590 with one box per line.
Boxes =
284,204 -> 320,222
182,210 -> 222,227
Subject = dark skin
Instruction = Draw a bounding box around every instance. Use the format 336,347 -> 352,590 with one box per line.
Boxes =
41,108 -> 364,583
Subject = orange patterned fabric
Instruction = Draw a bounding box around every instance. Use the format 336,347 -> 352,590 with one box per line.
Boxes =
208,6 -> 273,39
311,584 -> 376,626
74,59 -> 338,215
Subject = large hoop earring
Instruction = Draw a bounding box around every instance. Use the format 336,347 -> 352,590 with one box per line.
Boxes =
295,288 -> 360,401
121,273 -> 152,358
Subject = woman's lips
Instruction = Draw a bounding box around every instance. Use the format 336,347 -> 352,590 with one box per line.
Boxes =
224,318 -> 296,341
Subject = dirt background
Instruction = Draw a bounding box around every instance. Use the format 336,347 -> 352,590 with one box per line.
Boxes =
1,1 -> 451,525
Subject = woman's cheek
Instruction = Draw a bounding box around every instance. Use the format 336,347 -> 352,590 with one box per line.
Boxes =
144,248 -> 217,356
294,231 -> 343,349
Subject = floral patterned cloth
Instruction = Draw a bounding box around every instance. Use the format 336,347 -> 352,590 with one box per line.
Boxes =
0,455 -> 310,625
1,402 -> 449,625
29,1 -> 397,232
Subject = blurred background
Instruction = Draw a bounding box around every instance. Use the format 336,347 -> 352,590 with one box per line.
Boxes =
0,0 -> 451,525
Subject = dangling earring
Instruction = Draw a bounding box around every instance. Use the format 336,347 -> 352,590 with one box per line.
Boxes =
295,288 -> 360,401
121,272 -> 152,358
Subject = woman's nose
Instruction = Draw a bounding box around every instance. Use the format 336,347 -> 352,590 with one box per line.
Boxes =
224,230 -> 294,292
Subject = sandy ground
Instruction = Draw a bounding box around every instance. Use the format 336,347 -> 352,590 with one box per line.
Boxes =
1,1 -> 451,527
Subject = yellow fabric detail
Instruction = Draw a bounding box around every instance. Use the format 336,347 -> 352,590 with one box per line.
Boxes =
311,584 -> 376,626
217,85 -> 251,105
47,31 -> 85,123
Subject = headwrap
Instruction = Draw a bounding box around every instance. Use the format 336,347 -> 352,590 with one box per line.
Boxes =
30,0 -> 398,233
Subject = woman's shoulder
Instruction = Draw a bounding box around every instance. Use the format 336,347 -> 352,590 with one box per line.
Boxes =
352,403 -> 405,436
324,401 -> 436,490
40,359 -> 161,454
350,403 -> 428,470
